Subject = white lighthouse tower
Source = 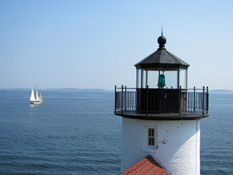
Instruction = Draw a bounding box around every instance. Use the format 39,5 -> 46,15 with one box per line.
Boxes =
114,33 -> 209,175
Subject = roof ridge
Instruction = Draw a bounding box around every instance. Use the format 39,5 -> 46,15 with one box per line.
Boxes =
134,50 -> 158,67
166,50 -> 190,66
165,50 -> 181,64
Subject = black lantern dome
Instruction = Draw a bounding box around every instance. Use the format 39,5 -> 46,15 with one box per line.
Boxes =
135,34 -> 189,69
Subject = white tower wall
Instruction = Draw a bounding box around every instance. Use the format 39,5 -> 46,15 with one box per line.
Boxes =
121,118 -> 200,175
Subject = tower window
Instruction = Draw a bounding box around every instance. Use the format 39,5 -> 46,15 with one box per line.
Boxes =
148,128 -> 155,146
143,125 -> 157,152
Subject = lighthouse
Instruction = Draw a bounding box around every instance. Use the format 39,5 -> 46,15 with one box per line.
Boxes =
114,33 -> 209,175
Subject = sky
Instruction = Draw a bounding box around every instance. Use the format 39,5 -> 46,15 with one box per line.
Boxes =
0,0 -> 233,90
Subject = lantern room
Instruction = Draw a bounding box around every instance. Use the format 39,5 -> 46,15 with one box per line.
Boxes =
135,35 -> 188,89
114,34 -> 209,119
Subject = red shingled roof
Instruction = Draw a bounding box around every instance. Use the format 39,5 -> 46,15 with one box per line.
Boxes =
122,155 -> 170,175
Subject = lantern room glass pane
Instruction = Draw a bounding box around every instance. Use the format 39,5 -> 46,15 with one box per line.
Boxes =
142,69 -> 147,88
179,69 -> 187,89
161,70 -> 178,88
148,71 -> 159,88
136,69 -> 141,88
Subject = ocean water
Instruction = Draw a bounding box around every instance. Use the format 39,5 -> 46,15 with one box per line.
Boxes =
0,89 -> 232,175
201,92 -> 233,175
0,89 -> 121,175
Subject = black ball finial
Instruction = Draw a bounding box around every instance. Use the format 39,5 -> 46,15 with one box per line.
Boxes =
157,35 -> 166,49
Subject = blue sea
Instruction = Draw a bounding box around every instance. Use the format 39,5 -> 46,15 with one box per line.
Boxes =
0,89 -> 232,175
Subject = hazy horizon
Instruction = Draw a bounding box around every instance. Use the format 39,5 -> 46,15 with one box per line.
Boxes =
1,88 -> 233,93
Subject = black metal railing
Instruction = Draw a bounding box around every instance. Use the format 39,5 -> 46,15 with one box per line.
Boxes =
115,86 -> 209,115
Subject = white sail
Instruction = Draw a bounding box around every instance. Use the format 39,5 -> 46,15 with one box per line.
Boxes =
38,92 -> 43,101
30,88 -> 36,101
35,90 -> 40,101
30,87 -> 43,104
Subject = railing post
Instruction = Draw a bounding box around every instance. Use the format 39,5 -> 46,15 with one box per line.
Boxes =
207,86 -> 209,113
114,85 -> 116,114
194,86 -> 196,112
121,85 -> 124,115
125,86 -> 127,112
146,85 -> 149,117
202,86 -> 205,115
179,86 -> 181,117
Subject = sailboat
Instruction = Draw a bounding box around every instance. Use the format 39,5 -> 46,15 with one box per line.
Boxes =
30,88 -> 43,104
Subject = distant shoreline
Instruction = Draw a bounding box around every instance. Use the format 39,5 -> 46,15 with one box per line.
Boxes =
0,88 -> 233,93
209,89 -> 233,93
0,88 -> 113,92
